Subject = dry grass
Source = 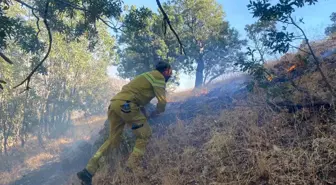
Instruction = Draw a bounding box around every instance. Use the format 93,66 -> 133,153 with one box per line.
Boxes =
24,153 -> 54,170
0,115 -> 105,185
77,38 -> 336,185
88,98 -> 336,185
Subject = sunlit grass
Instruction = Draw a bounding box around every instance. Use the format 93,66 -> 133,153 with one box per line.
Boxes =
0,115 -> 105,185
24,153 -> 54,170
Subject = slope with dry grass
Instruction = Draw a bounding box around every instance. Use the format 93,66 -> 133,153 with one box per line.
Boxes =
4,38 -> 335,185
67,38 -> 336,185
0,116 -> 105,185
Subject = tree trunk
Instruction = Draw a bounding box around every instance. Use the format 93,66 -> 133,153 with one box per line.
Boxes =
195,56 -> 205,88
4,137 -> 8,156
0,138 -> 2,154
20,134 -> 25,148
52,104 -> 56,131
20,94 -> 28,148
38,117 -> 44,147
3,122 -> 8,156
67,111 -> 71,125
61,110 -> 66,125
44,101 -> 50,135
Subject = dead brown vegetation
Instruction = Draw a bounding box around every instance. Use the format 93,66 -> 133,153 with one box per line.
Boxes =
71,37 -> 336,185
81,100 -> 335,185
0,116 -> 105,185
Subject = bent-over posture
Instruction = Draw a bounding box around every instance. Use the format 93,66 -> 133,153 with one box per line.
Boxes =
77,62 -> 172,185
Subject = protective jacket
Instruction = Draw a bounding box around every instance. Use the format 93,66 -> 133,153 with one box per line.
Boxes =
85,70 -> 167,175
112,70 -> 167,113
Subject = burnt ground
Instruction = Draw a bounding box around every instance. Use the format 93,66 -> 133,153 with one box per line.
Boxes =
9,76 -> 249,185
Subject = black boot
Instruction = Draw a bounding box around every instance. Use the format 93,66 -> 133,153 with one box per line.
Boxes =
77,168 -> 93,185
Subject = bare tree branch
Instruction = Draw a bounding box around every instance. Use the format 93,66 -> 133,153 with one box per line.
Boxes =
0,51 -> 14,64
31,9 -> 41,37
289,16 -> 336,97
10,0 -> 122,91
14,0 -> 35,10
289,43 -> 310,55
55,0 -> 123,32
99,18 -> 124,33
15,0 -> 123,33
206,72 -> 225,85
0,79 -> 6,89
14,0 -> 52,90
156,0 -> 186,55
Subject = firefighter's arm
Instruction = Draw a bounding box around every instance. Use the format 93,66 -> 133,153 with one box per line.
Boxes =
153,85 -> 167,114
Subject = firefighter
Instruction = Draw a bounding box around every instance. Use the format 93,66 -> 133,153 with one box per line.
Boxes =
77,62 -> 172,185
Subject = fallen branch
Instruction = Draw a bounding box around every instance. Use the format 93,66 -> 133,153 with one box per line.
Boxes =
156,0 -> 186,55
14,1 -> 52,90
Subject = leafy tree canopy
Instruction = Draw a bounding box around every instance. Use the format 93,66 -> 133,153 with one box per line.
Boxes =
325,12 -> 336,36
0,0 -> 123,90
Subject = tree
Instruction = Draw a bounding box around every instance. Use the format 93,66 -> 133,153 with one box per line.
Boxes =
116,6 -> 181,89
247,0 -> 335,97
0,4 -> 119,152
117,6 -> 163,78
0,0 -> 123,90
245,20 -> 276,64
117,1 -> 245,88
325,12 -> 336,36
167,0 -> 246,87
1,0 -> 184,91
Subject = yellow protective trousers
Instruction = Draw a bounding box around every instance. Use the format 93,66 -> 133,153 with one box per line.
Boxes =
86,100 -> 152,175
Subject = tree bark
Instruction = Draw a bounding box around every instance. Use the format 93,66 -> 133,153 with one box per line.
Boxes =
3,121 -> 8,156
195,56 -> 204,88
67,111 -> 71,125
20,93 -> 29,148
38,116 -> 44,147
4,136 -> 8,156
44,98 -> 50,134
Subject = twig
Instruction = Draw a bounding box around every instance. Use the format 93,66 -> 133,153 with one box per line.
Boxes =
14,0 -> 52,90
55,0 -> 123,32
290,80 -> 313,98
31,9 -> 41,37
0,51 -> 14,64
289,43 -> 310,55
0,79 -> 6,89
14,0 -> 35,10
99,18 -> 124,33
15,0 -> 122,32
289,16 -> 336,97
156,0 -> 186,55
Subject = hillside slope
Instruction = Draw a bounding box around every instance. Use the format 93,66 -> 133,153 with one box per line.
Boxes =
70,38 -> 336,185
9,38 -> 335,185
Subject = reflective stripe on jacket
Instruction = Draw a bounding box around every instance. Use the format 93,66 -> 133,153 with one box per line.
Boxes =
112,70 -> 167,113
